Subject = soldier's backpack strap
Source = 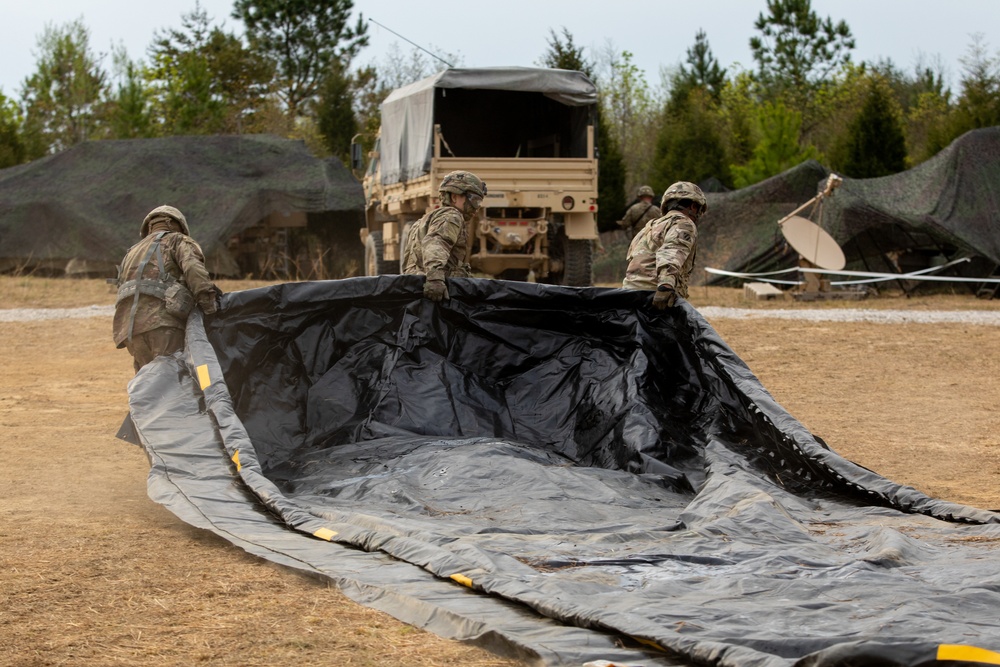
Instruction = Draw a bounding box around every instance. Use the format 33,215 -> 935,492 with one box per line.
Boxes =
120,231 -> 168,343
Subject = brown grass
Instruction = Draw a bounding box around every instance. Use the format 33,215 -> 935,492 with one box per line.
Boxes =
2,276 -> 999,666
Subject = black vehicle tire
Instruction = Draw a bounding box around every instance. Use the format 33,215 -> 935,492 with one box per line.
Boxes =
562,238 -> 594,286
398,222 -> 413,273
364,230 -> 399,276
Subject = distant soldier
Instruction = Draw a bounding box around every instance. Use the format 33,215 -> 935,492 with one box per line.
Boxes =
618,185 -> 660,239
622,181 -> 708,309
113,205 -> 222,372
402,170 -> 487,302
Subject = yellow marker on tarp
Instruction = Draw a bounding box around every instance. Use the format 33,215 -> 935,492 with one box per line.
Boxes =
231,450 -> 241,472
196,364 -> 211,390
938,645 -> 1000,664
313,528 -> 337,541
450,573 -> 473,588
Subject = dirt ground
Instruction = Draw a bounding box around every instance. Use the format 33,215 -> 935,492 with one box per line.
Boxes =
2,277 -> 999,666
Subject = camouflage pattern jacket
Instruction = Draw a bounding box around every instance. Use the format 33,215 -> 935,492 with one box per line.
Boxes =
112,226 -> 218,348
620,201 -> 661,236
621,210 -> 698,296
401,205 -> 472,280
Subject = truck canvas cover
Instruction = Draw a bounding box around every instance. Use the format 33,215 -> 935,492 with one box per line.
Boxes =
129,277 -> 1000,667
379,67 -> 598,184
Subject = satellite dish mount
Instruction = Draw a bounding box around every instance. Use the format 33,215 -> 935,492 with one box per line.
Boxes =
777,174 -> 856,300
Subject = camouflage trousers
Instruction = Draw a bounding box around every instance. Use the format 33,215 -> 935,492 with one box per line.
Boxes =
126,326 -> 185,373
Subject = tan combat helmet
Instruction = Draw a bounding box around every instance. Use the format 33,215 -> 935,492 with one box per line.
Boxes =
660,182 -> 708,213
637,185 -> 655,198
140,205 -> 190,237
439,171 -> 487,199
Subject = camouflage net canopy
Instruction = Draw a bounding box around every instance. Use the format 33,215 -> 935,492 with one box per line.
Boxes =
0,135 -> 365,277
698,128 -> 1000,285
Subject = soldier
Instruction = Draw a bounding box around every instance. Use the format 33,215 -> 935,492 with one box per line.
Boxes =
112,205 -> 222,373
622,181 -> 708,309
402,170 -> 487,302
618,185 -> 660,239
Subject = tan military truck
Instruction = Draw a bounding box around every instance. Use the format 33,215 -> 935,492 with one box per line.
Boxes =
353,67 -> 600,286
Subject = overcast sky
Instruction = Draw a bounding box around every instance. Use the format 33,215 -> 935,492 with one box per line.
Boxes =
3,1 -> 998,98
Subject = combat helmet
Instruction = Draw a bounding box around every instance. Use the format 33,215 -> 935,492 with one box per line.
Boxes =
141,205 -> 190,237
637,185 -> 655,198
661,181 -> 708,213
440,170 -> 487,198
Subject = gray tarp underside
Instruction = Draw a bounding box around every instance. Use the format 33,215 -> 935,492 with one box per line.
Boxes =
129,277 -> 1000,667
379,67 -> 597,184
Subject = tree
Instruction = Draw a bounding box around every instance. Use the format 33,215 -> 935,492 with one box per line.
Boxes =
315,60 -> 356,162
539,28 -> 625,231
0,90 -> 26,168
749,0 -> 854,105
21,18 -> 108,157
232,0 -> 368,119
147,5 -> 274,135
104,45 -> 156,139
840,76 -> 907,178
952,34 -> 1000,135
654,88 -> 732,189
597,47 -> 658,192
673,30 -> 727,103
731,101 -> 820,188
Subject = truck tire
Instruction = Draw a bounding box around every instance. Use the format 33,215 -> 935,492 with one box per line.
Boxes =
398,222 -> 413,273
364,230 -> 399,276
562,239 -> 593,287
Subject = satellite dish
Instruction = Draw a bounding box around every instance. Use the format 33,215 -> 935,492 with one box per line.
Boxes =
780,215 -> 846,271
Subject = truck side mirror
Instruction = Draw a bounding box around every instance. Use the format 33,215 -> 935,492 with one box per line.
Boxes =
350,141 -> 364,171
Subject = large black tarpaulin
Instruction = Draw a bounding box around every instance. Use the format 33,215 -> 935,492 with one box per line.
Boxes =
128,277 -> 1000,667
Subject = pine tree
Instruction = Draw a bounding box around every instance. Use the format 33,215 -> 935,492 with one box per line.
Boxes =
842,77 -> 907,178
539,28 -> 626,231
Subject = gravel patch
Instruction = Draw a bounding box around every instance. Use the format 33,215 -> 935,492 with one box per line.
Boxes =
2,304 -> 1000,326
699,306 -> 1000,326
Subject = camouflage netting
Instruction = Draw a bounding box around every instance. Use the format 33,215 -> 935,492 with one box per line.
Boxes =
698,127 -> 1000,285
0,135 -> 364,277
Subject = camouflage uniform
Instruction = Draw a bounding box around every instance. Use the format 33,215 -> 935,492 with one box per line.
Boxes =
620,200 -> 661,239
402,171 -> 486,301
621,211 -> 698,296
402,206 -> 472,280
113,205 -> 220,372
619,186 -> 660,239
622,182 -> 707,301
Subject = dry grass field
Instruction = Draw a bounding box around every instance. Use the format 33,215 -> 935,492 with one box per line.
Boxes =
2,276 -> 999,666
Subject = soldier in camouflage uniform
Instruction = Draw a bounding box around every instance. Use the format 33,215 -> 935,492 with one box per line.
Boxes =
622,182 -> 708,309
402,170 -> 487,302
618,185 -> 660,239
112,205 -> 221,372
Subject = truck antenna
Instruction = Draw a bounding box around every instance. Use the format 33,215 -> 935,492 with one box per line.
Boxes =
368,18 -> 455,69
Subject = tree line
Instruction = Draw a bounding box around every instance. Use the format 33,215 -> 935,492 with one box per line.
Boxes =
1,0 -> 999,231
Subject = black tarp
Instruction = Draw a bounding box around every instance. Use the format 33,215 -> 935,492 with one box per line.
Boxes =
129,277 -> 1000,667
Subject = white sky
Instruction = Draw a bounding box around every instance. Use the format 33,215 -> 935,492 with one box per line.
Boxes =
2,1 -> 998,98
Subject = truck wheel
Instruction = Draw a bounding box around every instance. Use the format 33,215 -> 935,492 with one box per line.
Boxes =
562,239 -> 594,287
398,222 -> 413,273
364,231 -> 399,276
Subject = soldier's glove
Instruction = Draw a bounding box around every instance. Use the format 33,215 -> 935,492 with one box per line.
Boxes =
423,278 -> 449,302
652,284 -> 678,310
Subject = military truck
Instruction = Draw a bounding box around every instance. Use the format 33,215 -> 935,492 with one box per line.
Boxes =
353,67 -> 600,286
